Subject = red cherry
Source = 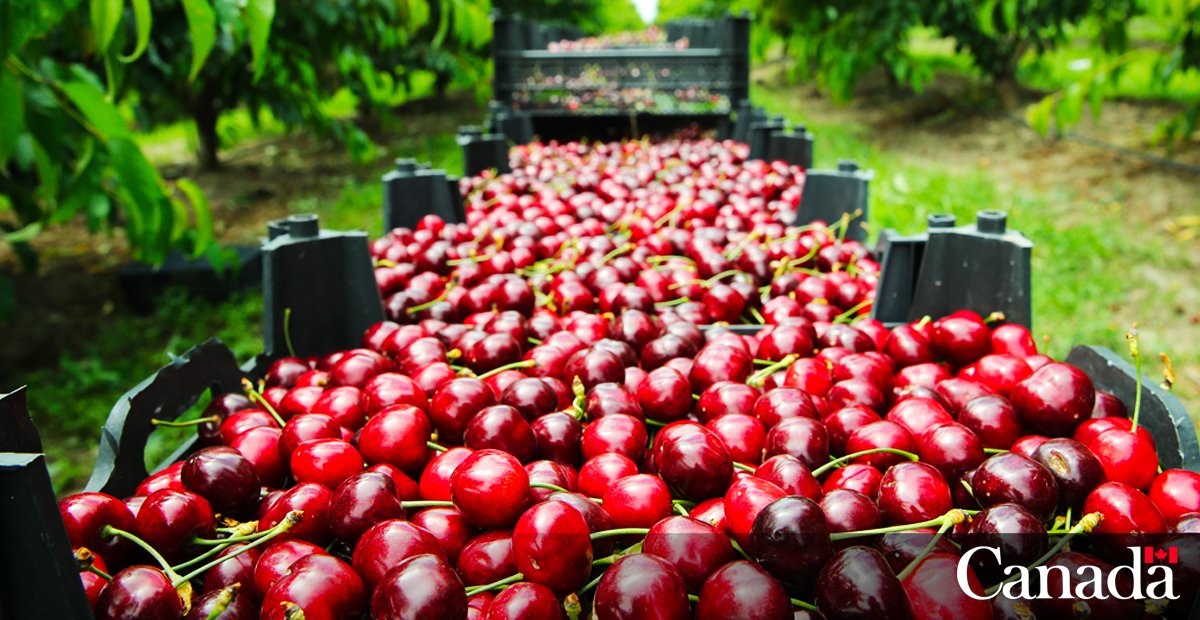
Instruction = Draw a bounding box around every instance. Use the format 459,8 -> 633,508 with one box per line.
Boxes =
723,476 -> 787,548
289,438 -> 364,489
643,516 -> 736,593
486,582 -> 564,620
602,473 -> 673,529
1010,362 -> 1095,437
229,426 -> 285,488
181,446 -> 261,516
261,553 -> 366,620
1150,469 -> 1200,525
1086,426 -> 1158,490
451,449 -> 531,529
94,566 -> 182,620
328,471 -> 405,543
253,540 -> 327,595
135,489 -> 214,559
845,421 -> 917,470
578,453 -> 639,499
901,553 -> 992,619
351,519 -> 444,589
593,554 -> 690,620
258,482 -> 332,544
877,462 -> 952,525
58,492 -> 137,564
1083,481 -> 1168,561
581,413 -> 649,463
695,560 -> 793,620
821,463 -> 883,497
513,500 -> 593,595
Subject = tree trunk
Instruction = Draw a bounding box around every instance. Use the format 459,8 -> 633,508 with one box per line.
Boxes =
192,90 -> 221,171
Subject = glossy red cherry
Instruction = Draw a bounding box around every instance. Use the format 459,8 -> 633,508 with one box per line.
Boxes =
253,539 -> 327,595
930,315 -> 991,366
916,422 -> 985,479
593,553 -> 690,620
1083,481 -> 1168,561
821,463 -> 883,497
696,381 -> 761,424
513,500 -> 593,595
328,471 -> 405,543
201,543 -> 261,600
763,416 -> 829,469
581,413 -> 649,463
451,449 -> 531,529
351,519 -> 443,589
257,482 -> 332,544
457,530 -> 516,587
1086,425 -> 1158,490
655,423 -> 735,501
368,553 -> 466,620
1010,362 -> 1095,437
845,421 -> 917,470
1031,437 -> 1105,508
706,413 -> 766,464
820,488 -> 881,535
430,378 -> 495,444
228,426 -> 285,488
58,492 -> 137,564
957,395 -> 1022,450
877,462 -> 952,525
754,454 -> 822,500
464,405 -> 537,463
485,582 -> 564,620
723,476 -> 788,548
1150,469 -> 1200,525
602,473 -> 673,529
695,560 -> 792,620
815,546 -> 912,619
748,496 -> 833,586
418,446 -> 472,501
289,438 -> 364,489
637,366 -> 693,422
94,566 -> 182,620
586,382 -> 644,421
261,553 -> 365,620
971,452 -> 1060,520
279,413 -> 342,461
643,515 -> 736,593
961,503 -> 1048,584
135,489 -> 214,559
181,446 -> 261,517
357,404 -> 431,474
902,553 -> 992,620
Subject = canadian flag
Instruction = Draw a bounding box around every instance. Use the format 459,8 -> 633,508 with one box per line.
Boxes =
1144,546 -> 1179,564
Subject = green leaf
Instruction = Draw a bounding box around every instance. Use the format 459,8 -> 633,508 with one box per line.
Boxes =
1001,0 -> 1019,32
1025,95 -> 1055,136
90,0 -> 122,54
174,177 -> 213,258
244,0 -> 275,82
3,222 -> 42,243
61,79 -> 132,141
1055,84 -> 1084,131
181,0 -> 217,82
119,0 -> 152,62
431,0 -> 450,49
29,134 -> 59,204
0,69 -> 22,166
108,137 -> 168,262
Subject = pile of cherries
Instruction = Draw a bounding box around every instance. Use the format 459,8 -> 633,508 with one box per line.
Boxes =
546,26 -> 689,52
59,308 -> 1200,619
58,137 -> 1199,618
371,139 -> 877,327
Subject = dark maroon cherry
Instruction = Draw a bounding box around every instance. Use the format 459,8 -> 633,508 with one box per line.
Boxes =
643,516 -> 736,593
971,452 -> 1060,520
962,503 -> 1048,584
763,416 -> 829,469
1010,362 -> 1095,437
957,395 -> 1022,450
1032,437 -> 1105,508
464,405 -> 537,463
748,496 -> 833,586
874,529 -> 959,575
329,471 -> 405,543
695,560 -> 793,620
820,489 -> 881,535
95,566 -> 182,620
370,554 -> 467,620
430,378 -> 495,444
593,554 -> 690,620
815,546 -> 912,620
181,446 -> 261,517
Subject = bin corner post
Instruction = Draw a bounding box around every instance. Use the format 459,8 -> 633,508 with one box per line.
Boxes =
728,13 -> 752,105
459,127 -> 512,178
766,124 -> 815,169
795,159 -> 872,243
491,13 -> 521,105
870,214 -> 957,325
1066,345 -> 1200,472
0,391 -> 94,620
382,159 -> 463,232
261,214 -> 385,361
908,209 -> 1033,328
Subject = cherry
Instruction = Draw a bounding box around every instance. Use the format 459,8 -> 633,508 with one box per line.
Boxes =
58,492 -> 137,564
409,507 -> 475,565
593,553 -> 690,620
706,413 -> 766,464
886,397 -> 952,438
451,449 -> 531,529
822,463 -> 883,497
1087,425 -> 1158,490
328,471 -> 405,543
642,515 -> 736,593
201,543 -> 260,600
823,406 -> 881,455
356,404 -> 431,474
930,315 -> 990,366
430,378 -> 495,444
1010,362 -> 1095,437
971,452 -> 1060,520
695,560 -> 792,620
641,334 -> 699,370
637,366 -> 693,422
1091,390 -> 1127,418
257,482 -> 332,544
1009,434 -> 1049,459
228,426 -> 285,488
486,582 -> 564,620
894,363 -> 951,393
723,476 -> 788,548
874,529 -> 959,575
310,385 -> 369,430
464,405 -> 537,463
330,349 -> 390,389
845,421 -> 917,470
877,462 -> 952,525
655,423 -> 734,501
1150,469 -> 1200,525
901,553 -> 992,620
990,323 -> 1037,357
351,519 -> 443,589
916,422 -> 985,479
820,488 -> 881,535
181,446 -> 261,516
289,438 -> 364,489
581,413 -> 649,463
1031,552 -> 1142,618
578,452 -> 639,499
135,462 -> 185,497
563,347 -> 625,390
763,416 -> 829,469
753,387 -> 819,428
962,503 -> 1047,584
279,413 -> 342,461
500,377 -> 559,421
468,592 -> 495,620
220,409 -> 277,445
94,566 -> 182,620
784,357 -> 833,397
602,473 -> 673,529
363,372 -> 428,414
689,344 -> 753,393
748,496 -> 833,586
456,530 -> 516,586
884,324 -> 934,367
825,378 -> 886,413
1031,437 -> 1105,508
932,377 -> 991,416
135,489 -> 214,559
696,381 -> 761,424
277,387 -> 324,421
957,395 -> 1022,450
1073,416 -> 1152,446
815,546 -> 912,618
970,354 -> 1032,397
253,540 -> 327,595
546,491 -> 616,555
756,322 -> 817,361
513,500 -> 593,595
266,357 -> 311,387
261,553 -> 365,620
1083,481 -> 1167,561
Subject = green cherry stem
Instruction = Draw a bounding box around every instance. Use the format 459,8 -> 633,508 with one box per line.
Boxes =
476,359 -> 537,381
1127,325 -> 1144,430
173,511 -> 303,586
102,525 -> 179,578
984,512 -> 1103,596
465,572 -> 524,596
150,415 -> 220,428
242,378 -> 286,428
732,461 -> 757,473
896,510 -> 965,581
811,448 -> 919,478
204,584 -> 240,620
791,598 -> 819,612
401,500 -> 456,509
426,440 -> 448,452
529,481 -> 570,494
830,509 -> 976,541
589,528 -> 651,541
748,354 -> 798,388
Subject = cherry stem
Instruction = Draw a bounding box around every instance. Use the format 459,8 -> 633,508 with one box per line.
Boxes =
748,354 -> 798,388
75,548 -> 112,580
242,378 -> 286,428
591,541 -> 643,568
173,540 -> 234,571
598,242 -> 636,265
832,299 -> 873,324
400,500 -> 456,509
702,269 -> 745,287
984,512 -> 1103,596
465,572 -> 524,596
654,297 -> 689,308
191,523 -> 268,546
283,308 -> 297,358
748,306 -> 767,325
204,584 -> 239,620
1127,324 -> 1144,430
529,481 -> 570,494
589,527 -> 651,541
984,311 -> 1007,325
982,447 -> 1007,454
407,283 -> 455,314
173,511 -> 302,586
102,525 -> 179,579
528,337 -> 543,345
811,448 -> 919,478
673,503 -> 690,517
427,440 -> 448,452
896,510 -> 964,581
644,417 -> 667,427
752,358 -> 777,366
791,598 -> 819,612
476,359 -> 537,381
88,564 -> 113,581
732,461 -> 757,473
830,508 -> 974,541
151,415 -> 220,428
729,537 -> 753,561
688,594 -> 700,603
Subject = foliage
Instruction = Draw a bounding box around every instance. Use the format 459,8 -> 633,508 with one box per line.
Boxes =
1026,1 -> 1200,149
493,0 -> 640,34
0,0 -> 229,288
